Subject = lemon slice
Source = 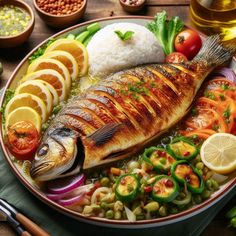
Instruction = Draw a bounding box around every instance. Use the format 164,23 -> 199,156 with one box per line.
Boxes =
37,80 -> 59,106
5,106 -> 42,132
5,93 -> 47,123
42,50 -> 79,81
45,39 -> 88,77
200,133 -> 236,174
27,58 -> 71,91
15,80 -> 53,113
21,69 -> 67,101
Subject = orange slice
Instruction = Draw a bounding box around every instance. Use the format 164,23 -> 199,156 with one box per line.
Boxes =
21,69 -> 67,101
45,39 -> 88,77
27,58 -> 71,91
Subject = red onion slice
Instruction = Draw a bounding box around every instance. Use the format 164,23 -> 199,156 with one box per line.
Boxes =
213,67 -> 236,84
47,174 -> 85,194
45,183 -> 94,201
58,193 -> 85,206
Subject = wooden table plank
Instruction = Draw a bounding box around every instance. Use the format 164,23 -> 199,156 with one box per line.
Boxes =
0,0 -> 235,235
147,0 -> 190,6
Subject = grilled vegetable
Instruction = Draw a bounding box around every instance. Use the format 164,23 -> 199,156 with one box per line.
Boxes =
115,174 -> 140,202
7,121 -> 39,160
167,137 -> 198,161
143,147 -> 175,172
151,175 -> 179,202
171,160 -> 204,194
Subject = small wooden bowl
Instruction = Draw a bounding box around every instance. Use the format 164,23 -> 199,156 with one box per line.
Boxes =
0,0 -> 35,48
33,0 -> 87,28
119,0 -> 146,13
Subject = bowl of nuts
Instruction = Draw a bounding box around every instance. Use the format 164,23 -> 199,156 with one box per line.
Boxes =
33,0 -> 87,28
119,0 -> 146,13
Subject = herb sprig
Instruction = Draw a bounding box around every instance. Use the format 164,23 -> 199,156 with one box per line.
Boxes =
114,30 -> 134,41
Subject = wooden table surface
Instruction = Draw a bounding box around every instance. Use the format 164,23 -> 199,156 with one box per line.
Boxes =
0,0 -> 235,235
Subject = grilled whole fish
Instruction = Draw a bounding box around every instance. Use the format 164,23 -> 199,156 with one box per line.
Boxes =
30,36 -> 235,181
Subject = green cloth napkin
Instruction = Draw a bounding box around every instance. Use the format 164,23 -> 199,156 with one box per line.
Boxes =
0,149 -> 235,236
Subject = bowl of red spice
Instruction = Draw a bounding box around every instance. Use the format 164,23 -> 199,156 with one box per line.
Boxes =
119,0 -> 146,13
33,0 -> 87,28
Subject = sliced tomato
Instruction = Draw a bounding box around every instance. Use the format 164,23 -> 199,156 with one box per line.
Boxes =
206,78 -> 236,100
7,121 -> 39,160
185,107 -> 227,132
196,97 -> 225,113
203,91 -> 236,134
165,52 -> 188,64
181,129 -> 216,140
185,108 -> 215,130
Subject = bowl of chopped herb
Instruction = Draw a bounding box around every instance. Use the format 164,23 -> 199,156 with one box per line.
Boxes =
0,0 -> 35,48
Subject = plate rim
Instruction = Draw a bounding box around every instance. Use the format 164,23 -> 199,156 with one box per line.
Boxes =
0,15 -> 235,228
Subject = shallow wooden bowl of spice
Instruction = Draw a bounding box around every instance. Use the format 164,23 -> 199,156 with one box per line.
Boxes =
33,0 -> 87,28
119,0 -> 146,13
0,0 -> 35,48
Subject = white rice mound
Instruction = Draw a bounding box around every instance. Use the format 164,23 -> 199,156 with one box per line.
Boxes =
87,23 -> 164,77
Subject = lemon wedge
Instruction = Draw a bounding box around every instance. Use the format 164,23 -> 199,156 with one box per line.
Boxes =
5,93 -> 47,123
200,133 -> 236,174
5,106 -> 42,132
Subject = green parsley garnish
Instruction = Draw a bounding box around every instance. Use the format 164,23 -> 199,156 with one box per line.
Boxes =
223,107 -> 231,119
219,94 -> 225,101
191,108 -> 198,116
29,38 -> 56,64
204,90 -> 215,100
114,30 -> 134,41
221,84 -> 229,90
0,89 -> 15,125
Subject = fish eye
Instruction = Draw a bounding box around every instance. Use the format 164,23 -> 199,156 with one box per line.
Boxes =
37,144 -> 49,157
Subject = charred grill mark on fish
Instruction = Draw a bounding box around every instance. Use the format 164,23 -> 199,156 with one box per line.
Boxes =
54,115 -> 95,135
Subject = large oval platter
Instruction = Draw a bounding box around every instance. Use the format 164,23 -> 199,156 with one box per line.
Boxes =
0,16 -> 235,228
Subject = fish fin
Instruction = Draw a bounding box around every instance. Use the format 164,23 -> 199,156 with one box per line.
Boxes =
193,35 -> 236,67
88,123 -> 122,146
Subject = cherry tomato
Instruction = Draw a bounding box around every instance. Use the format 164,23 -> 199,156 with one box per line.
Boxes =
165,52 -> 188,64
174,29 -> 202,60
7,121 -> 39,160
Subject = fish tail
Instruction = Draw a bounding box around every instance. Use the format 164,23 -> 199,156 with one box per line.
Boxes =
193,35 -> 236,67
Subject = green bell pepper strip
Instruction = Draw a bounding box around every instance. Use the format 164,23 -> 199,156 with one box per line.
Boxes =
151,175 -> 179,203
171,160 -> 204,194
115,174 -> 140,202
142,147 -> 176,173
167,137 -> 198,161
172,191 -> 192,206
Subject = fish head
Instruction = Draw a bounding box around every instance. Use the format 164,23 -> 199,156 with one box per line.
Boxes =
30,127 -> 79,181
